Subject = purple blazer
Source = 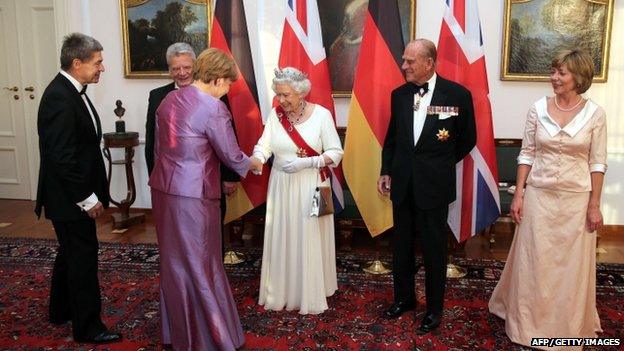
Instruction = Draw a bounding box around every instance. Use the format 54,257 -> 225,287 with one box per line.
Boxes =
149,85 -> 250,199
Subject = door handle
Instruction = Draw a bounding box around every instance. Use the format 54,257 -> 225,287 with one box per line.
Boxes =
3,86 -> 19,92
24,86 -> 35,92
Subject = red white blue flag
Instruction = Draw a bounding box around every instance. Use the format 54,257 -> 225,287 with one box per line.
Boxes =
437,0 -> 500,242
273,0 -> 345,211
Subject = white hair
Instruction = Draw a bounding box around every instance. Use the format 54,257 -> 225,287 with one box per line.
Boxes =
272,67 -> 311,95
165,42 -> 196,65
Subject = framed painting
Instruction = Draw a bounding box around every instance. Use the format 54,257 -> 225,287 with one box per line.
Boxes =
317,0 -> 416,97
501,0 -> 614,82
120,0 -> 212,78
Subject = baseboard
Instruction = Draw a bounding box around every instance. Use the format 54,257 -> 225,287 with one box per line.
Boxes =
110,207 -> 624,237
599,225 -> 624,238
107,207 -> 151,214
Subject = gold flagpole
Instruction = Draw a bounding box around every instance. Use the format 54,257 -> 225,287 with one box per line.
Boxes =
362,235 -> 391,274
223,221 -> 246,265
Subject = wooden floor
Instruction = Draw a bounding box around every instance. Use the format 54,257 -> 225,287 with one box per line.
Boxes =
1,199 -> 623,263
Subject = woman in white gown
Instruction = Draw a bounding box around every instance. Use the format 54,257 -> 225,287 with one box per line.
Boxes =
253,67 -> 343,314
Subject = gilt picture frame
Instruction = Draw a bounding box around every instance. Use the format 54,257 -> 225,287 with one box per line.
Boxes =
120,0 -> 212,78
501,0 -> 613,82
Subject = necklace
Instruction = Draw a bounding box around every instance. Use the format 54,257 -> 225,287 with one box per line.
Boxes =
554,95 -> 583,112
287,101 -> 307,125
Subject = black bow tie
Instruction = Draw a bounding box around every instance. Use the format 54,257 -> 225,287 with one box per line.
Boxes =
80,85 -> 87,95
409,82 -> 429,96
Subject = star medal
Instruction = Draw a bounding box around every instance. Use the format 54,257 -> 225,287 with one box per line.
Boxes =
436,128 -> 450,141
296,148 -> 308,157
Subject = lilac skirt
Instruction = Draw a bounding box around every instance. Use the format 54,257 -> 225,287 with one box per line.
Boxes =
152,189 -> 244,351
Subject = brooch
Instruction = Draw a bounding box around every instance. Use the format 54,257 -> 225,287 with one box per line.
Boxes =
436,128 -> 450,141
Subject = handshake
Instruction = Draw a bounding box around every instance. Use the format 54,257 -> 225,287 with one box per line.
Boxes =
249,156 -> 263,175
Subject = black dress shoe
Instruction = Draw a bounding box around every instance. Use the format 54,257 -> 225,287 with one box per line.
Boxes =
383,301 -> 415,319
416,313 -> 441,334
77,331 -> 122,344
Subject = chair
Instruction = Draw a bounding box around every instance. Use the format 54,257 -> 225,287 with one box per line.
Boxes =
488,138 -> 522,249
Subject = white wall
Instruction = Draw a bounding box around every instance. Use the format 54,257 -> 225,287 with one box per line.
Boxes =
58,0 -> 623,224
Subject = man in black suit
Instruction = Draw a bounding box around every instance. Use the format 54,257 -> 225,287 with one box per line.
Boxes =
144,43 -> 239,250
378,39 -> 476,334
145,42 -> 195,175
35,33 -> 121,343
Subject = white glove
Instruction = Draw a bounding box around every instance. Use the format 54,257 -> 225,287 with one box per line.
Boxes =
252,151 -> 267,164
282,156 -> 325,173
250,152 -> 266,175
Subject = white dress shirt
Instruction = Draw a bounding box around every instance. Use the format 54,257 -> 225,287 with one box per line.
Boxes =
413,73 -> 438,145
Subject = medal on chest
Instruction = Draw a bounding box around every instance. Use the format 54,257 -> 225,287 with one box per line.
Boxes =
412,88 -> 428,111
436,128 -> 450,141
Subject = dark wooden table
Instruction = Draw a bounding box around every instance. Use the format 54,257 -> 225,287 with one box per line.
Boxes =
102,132 -> 145,229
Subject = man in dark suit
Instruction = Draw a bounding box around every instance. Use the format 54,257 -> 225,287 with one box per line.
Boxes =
145,42 -> 195,175
144,43 -> 240,251
378,39 -> 476,334
35,33 -> 121,343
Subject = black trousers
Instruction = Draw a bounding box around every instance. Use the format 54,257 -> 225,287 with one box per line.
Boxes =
50,218 -> 106,340
391,192 -> 449,315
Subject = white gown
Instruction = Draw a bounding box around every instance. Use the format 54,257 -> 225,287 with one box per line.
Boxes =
254,104 -> 344,314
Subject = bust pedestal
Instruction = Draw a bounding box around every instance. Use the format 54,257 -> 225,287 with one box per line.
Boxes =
102,132 -> 145,229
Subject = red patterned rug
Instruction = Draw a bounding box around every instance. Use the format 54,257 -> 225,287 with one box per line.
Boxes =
0,237 -> 622,350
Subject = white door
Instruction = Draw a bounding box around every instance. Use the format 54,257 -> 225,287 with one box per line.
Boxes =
0,0 -> 56,199
16,0 -> 58,199
0,0 -> 31,199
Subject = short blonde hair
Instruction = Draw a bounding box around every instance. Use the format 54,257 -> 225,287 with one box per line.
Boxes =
193,48 -> 238,84
551,50 -> 594,94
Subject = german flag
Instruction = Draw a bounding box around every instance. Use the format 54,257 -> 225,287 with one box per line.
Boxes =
343,0 -> 405,236
210,0 -> 269,223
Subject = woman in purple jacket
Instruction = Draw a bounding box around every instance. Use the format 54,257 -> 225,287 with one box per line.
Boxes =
149,48 -> 262,351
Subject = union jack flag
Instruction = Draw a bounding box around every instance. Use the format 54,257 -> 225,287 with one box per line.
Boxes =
438,0 -> 500,242
278,0 -> 345,212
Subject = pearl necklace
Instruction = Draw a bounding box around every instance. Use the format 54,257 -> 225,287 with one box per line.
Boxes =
554,95 -> 583,112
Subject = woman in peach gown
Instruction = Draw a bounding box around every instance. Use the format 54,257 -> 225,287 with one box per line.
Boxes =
488,50 -> 607,350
